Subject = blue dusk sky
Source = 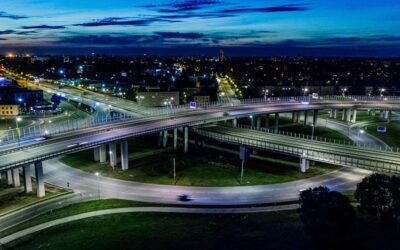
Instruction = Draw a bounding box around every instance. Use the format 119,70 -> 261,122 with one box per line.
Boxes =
0,0 -> 400,56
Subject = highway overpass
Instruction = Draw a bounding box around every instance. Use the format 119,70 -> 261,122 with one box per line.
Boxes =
1,96 -> 399,197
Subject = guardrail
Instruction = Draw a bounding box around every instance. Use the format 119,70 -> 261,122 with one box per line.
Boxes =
194,128 -> 400,174
0,95 -> 399,147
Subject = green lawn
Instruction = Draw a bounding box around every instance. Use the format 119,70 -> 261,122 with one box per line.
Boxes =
61,148 -> 339,186
279,124 -> 351,143
0,179 -> 70,216
365,121 -> 400,148
0,118 -> 33,130
8,207 -> 400,250
0,199 -> 157,238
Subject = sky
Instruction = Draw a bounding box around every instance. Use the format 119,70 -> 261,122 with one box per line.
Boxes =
0,0 -> 400,56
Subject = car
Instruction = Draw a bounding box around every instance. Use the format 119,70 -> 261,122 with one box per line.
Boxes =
177,194 -> 192,202
223,111 -> 230,116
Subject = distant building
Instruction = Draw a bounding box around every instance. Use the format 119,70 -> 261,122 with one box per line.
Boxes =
0,86 -> 43,107
0,105 -> 19,116
137,91 -> 180,107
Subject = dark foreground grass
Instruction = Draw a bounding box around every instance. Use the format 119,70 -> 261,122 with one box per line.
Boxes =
61,149 -> 338,186
7,208 -> 400,250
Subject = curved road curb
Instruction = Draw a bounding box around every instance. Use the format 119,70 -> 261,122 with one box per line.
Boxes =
0,204 -> 298,245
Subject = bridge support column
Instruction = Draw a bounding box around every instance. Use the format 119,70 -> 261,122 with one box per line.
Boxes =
162,130 -> 168,148
303,111 -> 308,125
368,109 -> 372,116
296,111 -> 301,123
384,110 -> 391,122
7,170 -> 12,185
274,113 -> 279,132
120,140 -> 129,170
250,116 -> 256,128
12,168 -> 20,187
346,109 -> 352,122
93,147 -> 100,162
333,109 -> 338,119
264,114 -> 269,128
232,118 -> 237,127
342,109 -> 346,121
35,161 -> 45,197
300,158 -> 309,173
99,145 -> 107,163
256,116 -> 261,129
173,128 -> 178,150
387,110 -> 392,123
23,164 -> 32,193
109,142 -> 117,168
292,112 -> 297,122
352,109 -> 357,123
157,131 -> 163,147
329,109 -> 333,118
184,126 -> 189,153
380,110 -> 384,118
312,110 -> 318,126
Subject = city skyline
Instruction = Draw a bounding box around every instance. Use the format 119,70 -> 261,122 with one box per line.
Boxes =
1,0 -> 400,56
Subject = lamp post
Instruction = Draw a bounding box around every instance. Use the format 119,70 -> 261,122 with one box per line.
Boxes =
95,172 -> 100,200
341,88 -> 347,97
379,88 -> 385,97
15,117 -> 22,146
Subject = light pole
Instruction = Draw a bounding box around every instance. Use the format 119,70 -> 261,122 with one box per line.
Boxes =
379,88 -> 385,97
95,172 -> 100,200
302,88 -> 309,101
341,88 -> 347,97
15,117 -> 22,146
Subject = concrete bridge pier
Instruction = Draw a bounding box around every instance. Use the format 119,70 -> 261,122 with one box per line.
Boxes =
109,142 -> 117,168
333,109 -> 338,119
99,145 -> 107,163
162,130 -> 168,148
346,109 -> 352,122
93,147 -> 100,161
300,157 -> 310,173
384,110 -> 391,122
342,109 -> 346,121
120,140 -> 129,170
184,126 -> 189,153
274,113 -> 279,132
232,118 -> 237,127
312,110 -> 318,126
264,114 -> 269,128
380,110 -> 384,118
296,111 -> 301,123
173,128 -> 178,150
292,112 -> 297,122
6,170 -> 12,185
256,116 -> 261,129
303,111 -> 308,125
35,161 -> 45,197
352,109 -> 357,123
12,168 -> 20,187
23,164 -> 32,193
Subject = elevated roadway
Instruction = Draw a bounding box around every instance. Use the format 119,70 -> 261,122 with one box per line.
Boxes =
195,124 -> 400,173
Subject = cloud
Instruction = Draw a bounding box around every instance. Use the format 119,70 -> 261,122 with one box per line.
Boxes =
155,32 -> 205,39
219,4 -> 309,14
145,0 -> 221,13
0,30 -> 16,35
0,11 -> 27,20
21,25 -> 66,30
59,32 -> 207,46
75,17 -> 179,27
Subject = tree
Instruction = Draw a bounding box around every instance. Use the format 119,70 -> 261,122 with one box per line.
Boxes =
298,186 -> 354,242
355,173 -> 397,222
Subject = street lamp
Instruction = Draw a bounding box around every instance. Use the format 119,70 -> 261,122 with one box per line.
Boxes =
95,172 -> 100,200
341,88 -> 347,97
379,88 -> 385,97
15,117 -> 22,146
